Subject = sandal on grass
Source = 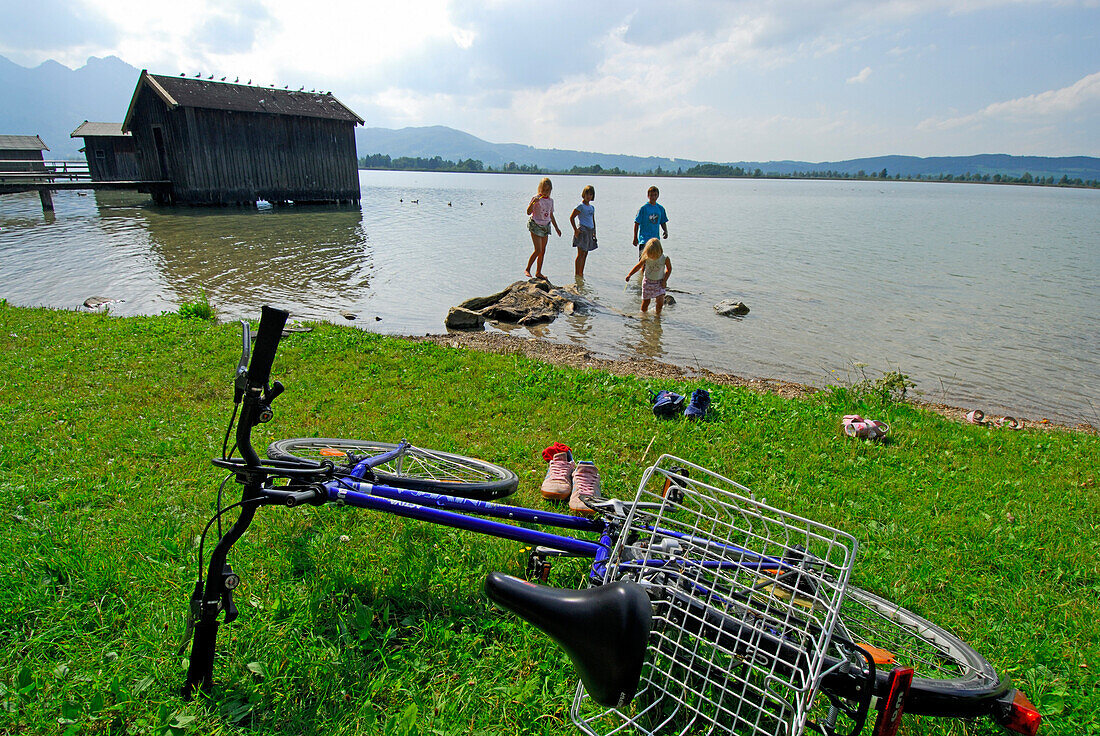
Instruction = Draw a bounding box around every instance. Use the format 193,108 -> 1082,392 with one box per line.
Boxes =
842,414 -> 889,442
965,409 -> 986,425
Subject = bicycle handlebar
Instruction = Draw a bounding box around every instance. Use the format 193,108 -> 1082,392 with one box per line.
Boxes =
247,306 -> 288,389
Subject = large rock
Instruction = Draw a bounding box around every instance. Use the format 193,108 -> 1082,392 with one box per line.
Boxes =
715,299 -> 750,317
446,279 -> 594,330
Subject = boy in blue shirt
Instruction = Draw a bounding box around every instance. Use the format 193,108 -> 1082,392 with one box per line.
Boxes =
632,185 -> 669,254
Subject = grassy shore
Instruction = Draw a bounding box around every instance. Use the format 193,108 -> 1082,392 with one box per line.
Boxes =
0,304 -> 1096,735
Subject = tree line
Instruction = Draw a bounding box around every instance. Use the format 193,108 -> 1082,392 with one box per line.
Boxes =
358,154 -> 1099,188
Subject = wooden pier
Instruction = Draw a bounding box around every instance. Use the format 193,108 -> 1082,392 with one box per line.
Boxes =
0,159 -> 169,211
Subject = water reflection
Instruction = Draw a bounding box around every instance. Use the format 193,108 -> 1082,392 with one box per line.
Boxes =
99,200 -> 370,320
632,314 -> 665,359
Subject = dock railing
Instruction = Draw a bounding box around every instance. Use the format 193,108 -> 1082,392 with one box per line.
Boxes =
0,159 -> 91,183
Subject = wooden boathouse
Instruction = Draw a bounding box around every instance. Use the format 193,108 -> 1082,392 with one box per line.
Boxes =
122,71 -> 364,205
0,135 -> 49,177
70,122 -> 140,181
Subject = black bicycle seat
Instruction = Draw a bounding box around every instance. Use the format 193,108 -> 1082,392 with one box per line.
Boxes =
484,572 -> 652,708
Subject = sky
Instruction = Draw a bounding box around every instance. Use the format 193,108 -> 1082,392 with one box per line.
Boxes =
2,0 -> 1098,162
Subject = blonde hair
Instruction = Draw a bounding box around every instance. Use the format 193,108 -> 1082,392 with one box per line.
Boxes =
538,177 -> 553,195
582,184 -> 595,199
643,238 -> 663,259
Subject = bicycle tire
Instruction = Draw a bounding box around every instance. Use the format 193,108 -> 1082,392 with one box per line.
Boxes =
825,585 -> 1009,718
266,438 -> 519,500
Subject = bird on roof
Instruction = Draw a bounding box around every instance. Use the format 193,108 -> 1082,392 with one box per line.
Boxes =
194,72 -> 201,77
298,86 -> 304,91
207,74 -> 214,79
284,85 -> 289,89
247,79 -> 252,84
179,72 -> 185,76
234,76 -> 239,83
220,76 -> 226,81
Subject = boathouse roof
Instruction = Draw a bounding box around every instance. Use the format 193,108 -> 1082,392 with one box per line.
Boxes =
0,135 -> 49,151
71,122 -> 130,138
122,71 -> 364,132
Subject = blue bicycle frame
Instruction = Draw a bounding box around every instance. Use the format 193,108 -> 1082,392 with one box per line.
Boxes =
326,442 -> 612,565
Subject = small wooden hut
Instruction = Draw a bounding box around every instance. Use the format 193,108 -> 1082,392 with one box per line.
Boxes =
122,71 -> 363,205
70,122 -> 139,181
0,135 -> 49,179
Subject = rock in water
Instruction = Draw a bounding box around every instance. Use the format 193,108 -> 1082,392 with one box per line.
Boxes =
715,300 -> 750,317
447,278 -> 595,330
339,310 -> 357,320
445,307 -> 486,330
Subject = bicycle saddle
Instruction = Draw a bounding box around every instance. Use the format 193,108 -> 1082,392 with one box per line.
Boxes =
484,572 -> 652,708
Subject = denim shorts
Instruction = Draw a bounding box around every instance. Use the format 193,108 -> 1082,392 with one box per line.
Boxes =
572,226 -> 598,252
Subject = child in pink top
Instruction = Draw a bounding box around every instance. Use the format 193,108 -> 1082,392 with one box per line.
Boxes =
525,177 -> 561,279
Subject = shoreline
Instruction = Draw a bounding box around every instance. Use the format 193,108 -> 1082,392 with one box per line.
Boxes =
417,330 -> 1096,433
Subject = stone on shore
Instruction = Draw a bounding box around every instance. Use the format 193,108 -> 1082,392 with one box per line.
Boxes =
446,278 -> 595,330
715,299 -> 750,317
82,296 -> 123,310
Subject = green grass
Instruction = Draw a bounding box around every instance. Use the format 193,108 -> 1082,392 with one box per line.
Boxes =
0,304 -> 1096,735
177,292 -> 216,321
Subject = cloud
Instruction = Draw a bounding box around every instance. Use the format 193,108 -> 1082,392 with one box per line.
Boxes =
847,66 -> 872,83
193,1 -> 276,55
920,70 -> 1100,130
0,0 -> 118,66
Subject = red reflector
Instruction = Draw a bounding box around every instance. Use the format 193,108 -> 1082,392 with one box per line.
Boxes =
1002,690 -> 1042,736
872,667 -> 914,736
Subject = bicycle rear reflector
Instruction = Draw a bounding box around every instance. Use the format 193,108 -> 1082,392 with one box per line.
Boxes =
1000,690 -> 1042,735
871,667 -> 913,736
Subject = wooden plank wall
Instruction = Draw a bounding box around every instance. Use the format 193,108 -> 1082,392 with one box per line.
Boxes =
127,87 -> 360,205
84,137 -> 140,181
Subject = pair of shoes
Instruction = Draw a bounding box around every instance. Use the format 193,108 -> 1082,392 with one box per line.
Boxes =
966,410 -> 1022,430
842,414 -> 889,441
540,453 -> 602,514
650,389 -> 711,420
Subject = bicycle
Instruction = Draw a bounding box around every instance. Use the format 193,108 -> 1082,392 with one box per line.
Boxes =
182,306 -> 1042,736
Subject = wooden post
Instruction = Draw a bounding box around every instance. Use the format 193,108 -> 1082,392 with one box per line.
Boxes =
38,188 -> 54,212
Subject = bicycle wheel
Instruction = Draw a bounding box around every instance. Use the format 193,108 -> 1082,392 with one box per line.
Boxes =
267,438 -> 518,500
828,586 -> 1008,718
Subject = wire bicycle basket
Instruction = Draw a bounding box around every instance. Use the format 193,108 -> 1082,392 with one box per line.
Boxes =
574,455 -> 859,736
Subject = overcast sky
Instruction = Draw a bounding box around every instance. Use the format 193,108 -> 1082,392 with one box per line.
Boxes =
3,0 -> 1098,161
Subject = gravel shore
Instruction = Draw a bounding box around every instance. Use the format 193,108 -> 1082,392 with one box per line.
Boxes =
418,330 -> 1095,433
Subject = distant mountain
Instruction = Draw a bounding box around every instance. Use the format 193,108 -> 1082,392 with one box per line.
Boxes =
356,125 -> 703,173
358,126 -> 1100,181
4,55 -> 1097,180
0,55 -> 140,158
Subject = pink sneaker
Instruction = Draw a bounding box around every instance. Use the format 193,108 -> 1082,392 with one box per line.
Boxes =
569,461 -> 601,515
541,451 -> 574,500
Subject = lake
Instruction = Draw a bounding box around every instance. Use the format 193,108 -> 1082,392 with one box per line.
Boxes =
1,170 -> 1097,426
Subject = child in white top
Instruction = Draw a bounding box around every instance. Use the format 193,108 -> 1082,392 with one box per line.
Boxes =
525,177 -> 561,279
569,184 -> 597,278
626,238 -> 673,315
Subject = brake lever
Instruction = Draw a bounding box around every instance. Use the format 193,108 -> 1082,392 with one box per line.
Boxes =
234,320 -> 252,404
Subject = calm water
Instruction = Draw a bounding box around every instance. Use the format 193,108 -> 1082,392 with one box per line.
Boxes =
1,171 -> 1097,425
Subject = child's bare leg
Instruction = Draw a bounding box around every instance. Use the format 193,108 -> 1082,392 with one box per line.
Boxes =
575,249 -> 587,278
655,295 -> 665,315
525,232 -> 541,276
534,236 -> 548,279
640,298 -> 651,313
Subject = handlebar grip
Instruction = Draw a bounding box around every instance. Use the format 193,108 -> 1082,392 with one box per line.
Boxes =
247,306 -> 289,388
